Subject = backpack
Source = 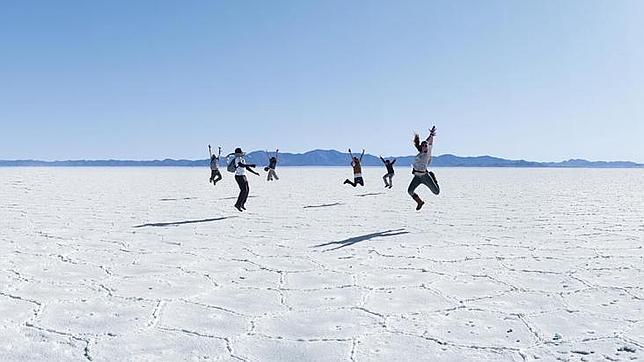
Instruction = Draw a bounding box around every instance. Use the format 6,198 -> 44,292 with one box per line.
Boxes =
227,158 -> 237,173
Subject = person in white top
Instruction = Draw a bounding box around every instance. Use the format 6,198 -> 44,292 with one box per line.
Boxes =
230,147 -> 259,212
407,126 -> 440,210
208,145 -> 222,186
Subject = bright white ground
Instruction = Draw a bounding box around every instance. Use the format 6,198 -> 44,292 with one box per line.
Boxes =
1,167 -> 643,361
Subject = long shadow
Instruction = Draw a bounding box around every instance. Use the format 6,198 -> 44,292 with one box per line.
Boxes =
303,202 -> 343,209
133,216 -> 233,228
356,192 -> 385,197
313,228 -> 409,251
219,195 -> 259,201
159,197 -> 197,201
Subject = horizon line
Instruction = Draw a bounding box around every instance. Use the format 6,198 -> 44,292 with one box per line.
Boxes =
1,150 -> 642,166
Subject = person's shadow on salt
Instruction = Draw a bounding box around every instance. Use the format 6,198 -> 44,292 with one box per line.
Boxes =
312,228 -> 409,251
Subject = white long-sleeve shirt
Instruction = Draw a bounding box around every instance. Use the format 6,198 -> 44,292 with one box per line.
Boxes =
412,143 -> 433,174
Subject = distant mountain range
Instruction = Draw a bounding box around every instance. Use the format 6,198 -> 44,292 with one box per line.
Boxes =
1,150 -> 642,168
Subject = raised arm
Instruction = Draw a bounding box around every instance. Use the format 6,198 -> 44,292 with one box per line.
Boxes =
348,148 -> 354,160
427,126 -> 436,145
275,149 -> 279,160
208,145 -> 213,158
359,149 -> 365,161
391,158 -> 396,165
380,156 -> 385,164
217,147 -> 221,158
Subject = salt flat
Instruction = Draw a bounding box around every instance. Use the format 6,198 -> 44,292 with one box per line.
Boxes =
1,167 -> 643,361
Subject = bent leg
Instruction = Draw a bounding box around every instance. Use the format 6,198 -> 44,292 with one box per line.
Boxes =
424,172 -> 440,195
407,176 -> 422,197
213,171 -> 222,184
382,174 -> 389,187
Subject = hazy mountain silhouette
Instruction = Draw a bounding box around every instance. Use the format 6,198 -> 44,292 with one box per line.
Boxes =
1,150 -> 641,168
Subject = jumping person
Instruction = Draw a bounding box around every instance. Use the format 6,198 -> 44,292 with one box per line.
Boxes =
264,149 -> 279,181
408,126 -> 440,210
208,145 -> 222,186
380,156 -> 396,189
343,148 -> 365,187
230,147 -> 259,212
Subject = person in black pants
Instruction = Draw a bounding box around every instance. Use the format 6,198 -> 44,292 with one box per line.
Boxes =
231,147 -> 259,212
208,145 -> 223,186
343,148 -> 365,187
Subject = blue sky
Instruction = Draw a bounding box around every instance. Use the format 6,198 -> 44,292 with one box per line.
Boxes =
1,1 -> 643,162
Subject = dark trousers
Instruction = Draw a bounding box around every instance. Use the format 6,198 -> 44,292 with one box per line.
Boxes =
344,176 -> 364,187
407,172 -> 439,196
210,170 -> 222,183
235,175 -> 249,207
383,172 -> 394,186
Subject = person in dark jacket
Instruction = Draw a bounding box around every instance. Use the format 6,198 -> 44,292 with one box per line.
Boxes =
380,156 -> 396,189
264,149 -> 279,181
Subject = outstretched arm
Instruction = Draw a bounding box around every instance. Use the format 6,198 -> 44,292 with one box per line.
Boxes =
238,162 -> 256,168
275,149 -> 279,160
427,126 -> 436,145
208,145 -> 213,158
380,156 -> 385,164
391,158 -> 396,165
348,148 -> 354,160
246,165 -> 260,175
217,147 -> 221,158
359,149 -> 365,161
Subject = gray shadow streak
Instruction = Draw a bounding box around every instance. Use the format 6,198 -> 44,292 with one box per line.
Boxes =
356,192 -> 385,197
303,202 -> 343,209
313,228 -> 409,251
133,216 -> 233,228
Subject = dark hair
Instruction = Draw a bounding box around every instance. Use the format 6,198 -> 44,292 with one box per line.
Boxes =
413,134 -> 422,152
235,147 -> 243,154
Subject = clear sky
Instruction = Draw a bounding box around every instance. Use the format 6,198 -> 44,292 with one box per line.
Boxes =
1,1 -> 643,162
